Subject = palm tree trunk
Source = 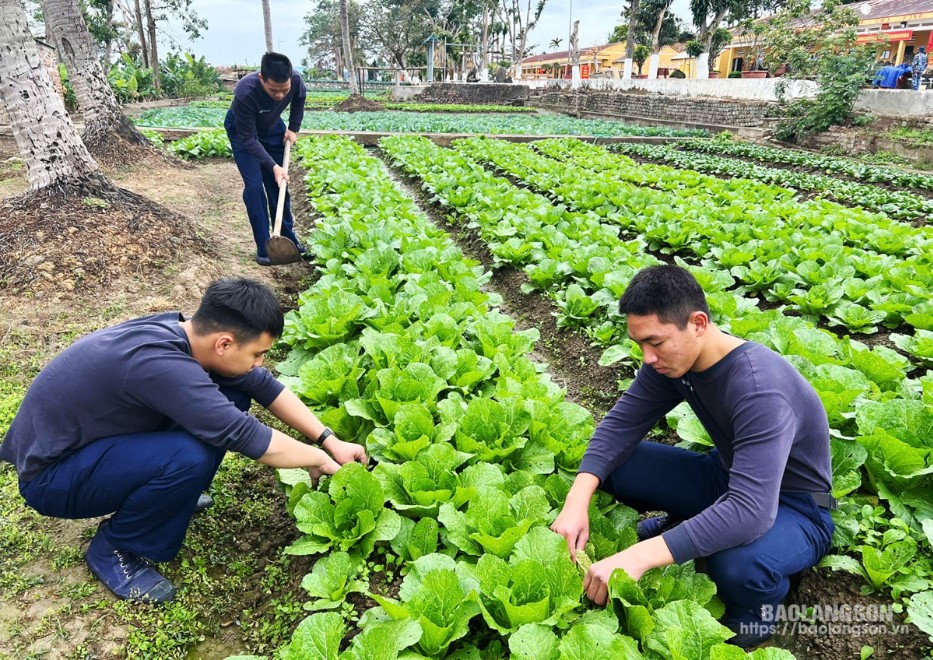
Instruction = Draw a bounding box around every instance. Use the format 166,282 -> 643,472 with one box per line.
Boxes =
339,0 -> 359,95
40,0 -> 151,152
261,0 -> 273,52
0,0 -> 102,191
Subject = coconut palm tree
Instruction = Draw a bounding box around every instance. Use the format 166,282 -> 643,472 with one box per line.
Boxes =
549,37 -> 562,50
40,0 -> 155,158
0,0 -> 102,192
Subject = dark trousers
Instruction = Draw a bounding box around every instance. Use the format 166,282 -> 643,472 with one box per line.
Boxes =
601,441 -> 834,617
18,387 -> 251,563
224,114 -> 299,258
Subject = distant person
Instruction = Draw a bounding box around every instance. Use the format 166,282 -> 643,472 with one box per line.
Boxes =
0,278 -> 367,603
913,47 -> 929,90
224,52 -> 307,266
467,68 -> 479,82
895,62 -> 914,89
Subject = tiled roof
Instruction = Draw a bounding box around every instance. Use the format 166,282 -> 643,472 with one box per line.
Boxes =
847,0 -> 933,21
521,43 -> 618,64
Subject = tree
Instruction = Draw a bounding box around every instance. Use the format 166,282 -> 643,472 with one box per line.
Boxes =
339,0 -> 360,94
549,37 -> 561,50
707,26 -> 732,73
690,0 -> 772,50
634,43 -> 650,73
40,0 -> 155,159
624,0 -> 641,67
262,0 -> 273,52
497,0 -> 547,79
143,0 -> 160,88
300,0 -> 362,76
362,0 -> 428,71
0,0 -> 102,192
643,0 -> 674,52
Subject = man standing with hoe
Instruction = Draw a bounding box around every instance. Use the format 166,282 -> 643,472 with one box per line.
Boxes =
551,265 -> 835,649
1,278 -> 367,603
225,52 -> 307,266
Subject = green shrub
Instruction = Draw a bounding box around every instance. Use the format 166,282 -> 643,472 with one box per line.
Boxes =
58,64 -> 77,111
108,53 -> 157,103
160,52 -> 222,99
169,129 -> 231,159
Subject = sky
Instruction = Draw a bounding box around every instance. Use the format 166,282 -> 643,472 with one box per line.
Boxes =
162,0 -> 695,68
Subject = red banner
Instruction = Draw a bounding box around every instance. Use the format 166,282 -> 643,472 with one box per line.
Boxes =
581,63 -> 590,79
856,29 -> 914,43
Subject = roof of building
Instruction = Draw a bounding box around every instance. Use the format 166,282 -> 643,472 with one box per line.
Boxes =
521,43 -> 618,65
847,0 -> 933,21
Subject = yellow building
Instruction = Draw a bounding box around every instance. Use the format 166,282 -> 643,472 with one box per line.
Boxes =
520,42 -> 689,79
718,0 -> 933,74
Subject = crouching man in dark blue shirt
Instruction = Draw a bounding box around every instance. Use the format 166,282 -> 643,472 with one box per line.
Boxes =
224,52 -> 307,266
551,265 -> 834,649
0,278 -> 366,604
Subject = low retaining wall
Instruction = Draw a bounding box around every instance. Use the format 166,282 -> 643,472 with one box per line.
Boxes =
526,78 -> 817,102
797,125 -> 933,167
531,90 -> 774,129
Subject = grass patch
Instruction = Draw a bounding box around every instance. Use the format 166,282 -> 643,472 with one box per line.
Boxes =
885,126 -> 933,145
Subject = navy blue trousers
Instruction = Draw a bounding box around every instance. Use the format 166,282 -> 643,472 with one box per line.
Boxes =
18,387 -> 252,563
224,113 -> 300,259
601,441 -> 834,617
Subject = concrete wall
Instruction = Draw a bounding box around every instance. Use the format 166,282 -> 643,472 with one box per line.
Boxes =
855,89 -> 933,118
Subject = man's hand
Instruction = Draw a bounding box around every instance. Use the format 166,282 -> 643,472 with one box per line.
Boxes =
322,435 -> 368,466
283,129 -> 298,145
551,503 -> 590,557
551,472 -> 600,557
308,457 -> 341,487
273,164 -> 288,185
584,537 -> 675,606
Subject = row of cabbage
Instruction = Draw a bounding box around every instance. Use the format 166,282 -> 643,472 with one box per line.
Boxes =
377,134 -> 933,627
257,135 -> 786,660
134,107 -> 706,137
454,137 -> 933,355
610,142 -> 932,222
673,138 -> 933,194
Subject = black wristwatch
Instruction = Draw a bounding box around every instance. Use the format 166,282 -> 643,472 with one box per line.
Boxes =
316,427 -> 334,444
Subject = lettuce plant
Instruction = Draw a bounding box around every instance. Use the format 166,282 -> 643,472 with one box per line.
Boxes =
300,552 -> 368,612
278,612 -> 421,660
363,553 -> 482,657
608,562 -> 724,646
466,527 -> 583,634
438,485 -> 551,558
374,443 -> 474,518
285,463 -> 401,559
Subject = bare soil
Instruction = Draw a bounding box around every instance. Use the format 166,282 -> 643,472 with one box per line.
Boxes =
332,95 -> 387,113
